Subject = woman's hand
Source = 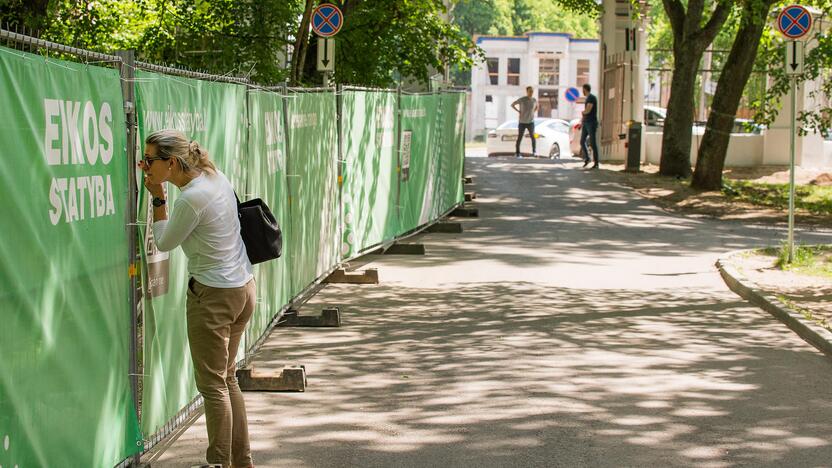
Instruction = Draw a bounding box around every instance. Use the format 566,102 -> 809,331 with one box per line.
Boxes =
144,175 -> 165,199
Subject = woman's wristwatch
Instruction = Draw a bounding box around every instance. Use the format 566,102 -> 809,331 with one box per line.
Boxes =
152,197 -> 166,207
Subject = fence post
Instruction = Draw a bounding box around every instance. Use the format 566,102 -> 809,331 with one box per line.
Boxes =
116,48 -> 142,464
395,85 -> 403,221
281,82 -> 295,285
336,84 -> 344,259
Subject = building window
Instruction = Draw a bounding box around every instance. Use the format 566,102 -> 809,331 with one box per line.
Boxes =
486,58 -> 499,85
539,58 -> 559,86
485,95 -> 493,102
538,89 -> 558,118
577,59 -> 590,87
507,58 -> 521,86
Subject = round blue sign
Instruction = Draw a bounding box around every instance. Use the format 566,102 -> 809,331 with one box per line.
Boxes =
312,4 -> 343,37
565,87 -> 580,103
777,5 -> 812,39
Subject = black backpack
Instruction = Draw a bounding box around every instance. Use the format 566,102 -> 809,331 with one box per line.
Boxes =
235,192 -> 282,264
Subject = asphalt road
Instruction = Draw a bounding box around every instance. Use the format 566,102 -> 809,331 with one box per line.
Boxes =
147,156 -> 832,468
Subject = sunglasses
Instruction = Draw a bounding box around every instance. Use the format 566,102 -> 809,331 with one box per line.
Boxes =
140,156 -> 169,166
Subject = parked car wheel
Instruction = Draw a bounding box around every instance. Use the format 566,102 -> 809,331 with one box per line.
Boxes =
549,142 -> 560,159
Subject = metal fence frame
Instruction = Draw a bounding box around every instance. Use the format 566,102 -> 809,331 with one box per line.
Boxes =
645,48 -> 769,122
1,28 -> 466,468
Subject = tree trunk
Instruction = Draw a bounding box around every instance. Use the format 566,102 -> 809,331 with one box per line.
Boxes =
659,55 -> 700,177
691,5 -> 772,190
290,0 -> 316,85
658,0 -> 730,178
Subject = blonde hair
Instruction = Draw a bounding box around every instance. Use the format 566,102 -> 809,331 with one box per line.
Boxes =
145,129 -> 217,174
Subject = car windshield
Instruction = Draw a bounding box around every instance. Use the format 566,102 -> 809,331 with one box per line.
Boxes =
645,107 -> 667,118
732,120 -> 762,134
645,107 -> 666,126
497,118 -> 549,129
547,121 -> 570,133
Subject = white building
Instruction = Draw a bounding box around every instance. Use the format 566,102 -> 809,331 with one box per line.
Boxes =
469,32 -> 600,139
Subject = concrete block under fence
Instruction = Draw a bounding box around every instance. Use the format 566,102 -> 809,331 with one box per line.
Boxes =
237,365 -> 307,392
278,307 -> 342,327
325,268 -> 379,284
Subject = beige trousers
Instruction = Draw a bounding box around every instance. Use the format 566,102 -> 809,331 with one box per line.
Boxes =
187,277 -> 256,468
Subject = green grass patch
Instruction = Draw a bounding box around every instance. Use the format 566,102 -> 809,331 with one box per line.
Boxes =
723,180 -> 832,215
777,294 -> 831,332
762,243 -> 832,278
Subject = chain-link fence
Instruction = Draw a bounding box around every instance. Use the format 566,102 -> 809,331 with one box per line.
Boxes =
0,27 -> 467,468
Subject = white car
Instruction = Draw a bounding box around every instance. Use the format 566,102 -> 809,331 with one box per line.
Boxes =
568,118 -> 599,160
487,118 -> 572,158
569,106 -> 666,156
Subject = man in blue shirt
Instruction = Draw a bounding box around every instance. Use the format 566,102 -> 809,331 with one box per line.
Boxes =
580,83 -> 599,169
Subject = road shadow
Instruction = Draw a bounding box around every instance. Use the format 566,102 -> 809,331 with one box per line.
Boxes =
156,283 -> 832,468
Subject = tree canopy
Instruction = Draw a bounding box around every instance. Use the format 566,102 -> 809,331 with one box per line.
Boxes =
452,0 -> 599,39
0,0 -> 480,87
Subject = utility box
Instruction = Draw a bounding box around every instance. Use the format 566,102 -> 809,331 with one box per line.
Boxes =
625,122 -> 642,172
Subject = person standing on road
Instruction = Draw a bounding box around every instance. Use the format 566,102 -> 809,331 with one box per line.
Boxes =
141,129 -> 256,468
580,83 -> 599,169
512,86 -> 538,158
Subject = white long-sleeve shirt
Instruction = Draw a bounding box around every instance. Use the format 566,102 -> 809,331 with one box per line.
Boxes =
152,171 -> 253,288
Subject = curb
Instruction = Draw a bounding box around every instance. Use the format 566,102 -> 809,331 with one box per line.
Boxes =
717,250 -> 832,358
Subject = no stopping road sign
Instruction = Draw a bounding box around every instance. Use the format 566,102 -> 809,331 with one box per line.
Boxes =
312,4 -> 344,37
777,5 -> 812,40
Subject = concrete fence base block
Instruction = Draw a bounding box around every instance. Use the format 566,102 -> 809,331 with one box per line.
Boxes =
465,192 -> 477,201
382,243 -> 426,255
324,268 -> 379,284
450,207 -> 479,218
279,307 -> 342,327
237,365 -> 307,392
464,176 -> 474,184
426,222 -> 463,234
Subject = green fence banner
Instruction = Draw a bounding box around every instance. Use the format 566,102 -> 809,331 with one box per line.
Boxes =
244,90 -> 291,348
0,46 -> 141,467
0,40 -> 467,465
135,70 -> 248,436
439,92 -> 466,214
399,94 -> 440,228
284,92 -> 340,295
341,90 -> 400,256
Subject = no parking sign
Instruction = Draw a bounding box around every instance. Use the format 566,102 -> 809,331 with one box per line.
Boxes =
777,5 -> 812,39
311,3 -> 344,37
565,87 -> 580,103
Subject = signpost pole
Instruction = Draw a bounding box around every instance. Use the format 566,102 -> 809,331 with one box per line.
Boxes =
788,74 -> 796,263
776,5 -> 812,264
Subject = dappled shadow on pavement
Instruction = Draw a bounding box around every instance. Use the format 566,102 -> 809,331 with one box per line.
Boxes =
160,282 -> 832,467
152,157 -> 832,468
240,283 -> 832,468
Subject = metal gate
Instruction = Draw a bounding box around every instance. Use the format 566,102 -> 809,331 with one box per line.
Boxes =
601,53 -> 626,146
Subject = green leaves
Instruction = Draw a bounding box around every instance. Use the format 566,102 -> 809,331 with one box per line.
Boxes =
452,0 -> 599,39
318,0 -> 477,87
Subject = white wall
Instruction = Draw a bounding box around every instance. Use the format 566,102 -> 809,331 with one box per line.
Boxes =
645,132 -> 765,167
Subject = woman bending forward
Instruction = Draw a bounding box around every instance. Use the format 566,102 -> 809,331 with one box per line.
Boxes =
141,129 -> 255,468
